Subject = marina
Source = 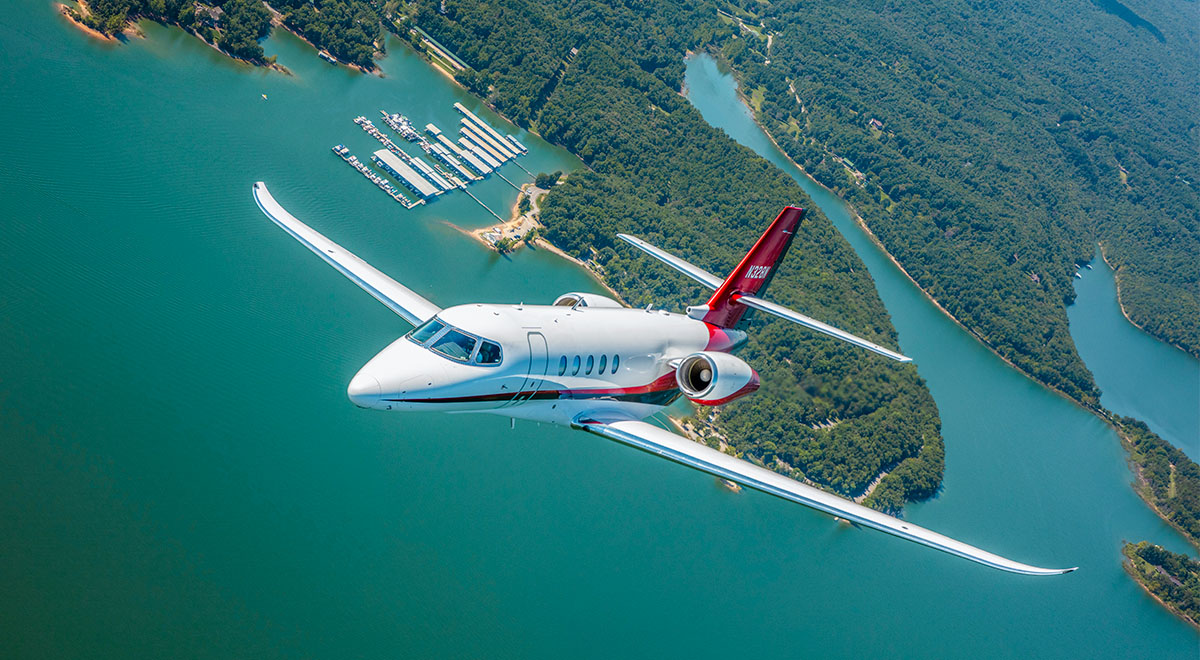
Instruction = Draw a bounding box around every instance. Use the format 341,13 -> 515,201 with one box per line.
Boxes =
330,144 -> 420,208
460,126 -> 510,164
436,133 -> 492,174
460,135 -> 503,169
334,103 -> 533,216
463,118 -> 518,159
380,111 -> 421,141
372,149 -> 441,198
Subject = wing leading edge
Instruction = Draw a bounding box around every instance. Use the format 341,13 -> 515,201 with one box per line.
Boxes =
574,414 -> 1076,576
253,182 -> 440,325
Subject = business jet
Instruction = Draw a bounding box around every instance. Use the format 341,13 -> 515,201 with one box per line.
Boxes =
253,182 -> 1075,576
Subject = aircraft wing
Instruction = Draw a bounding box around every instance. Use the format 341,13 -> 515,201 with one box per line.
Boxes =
573,413 -> 1076,576
253,182 -> 440,326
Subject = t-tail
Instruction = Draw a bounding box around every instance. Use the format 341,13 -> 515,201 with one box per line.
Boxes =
617,208 -> 911,362
691,206 -> 803,329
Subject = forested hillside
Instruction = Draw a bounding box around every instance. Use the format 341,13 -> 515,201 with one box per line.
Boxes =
722,0 -> 1198,401
411,0 -> 944,512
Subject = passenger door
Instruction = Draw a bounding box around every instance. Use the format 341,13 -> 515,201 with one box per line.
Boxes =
508,332 -> 548,406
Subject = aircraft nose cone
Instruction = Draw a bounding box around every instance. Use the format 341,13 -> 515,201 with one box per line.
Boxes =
347,372 -> 382,408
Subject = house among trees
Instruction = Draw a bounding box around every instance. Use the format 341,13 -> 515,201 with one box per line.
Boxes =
195,4 -> 223,27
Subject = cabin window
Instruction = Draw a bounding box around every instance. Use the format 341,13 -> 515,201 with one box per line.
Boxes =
407,318 -> 445,345
611,354 -> 619,373
598,355 -> 607,374
475,341 -> 502,365
558,356 -> 567,376
572,355 -> 581,375
585,355 -> 594,375
430,329 -> 477,361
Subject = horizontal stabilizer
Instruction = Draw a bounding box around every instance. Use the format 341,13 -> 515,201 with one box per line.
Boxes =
252,182 -> 440,326
735,294 -> 911,362
616,233 -> 723,290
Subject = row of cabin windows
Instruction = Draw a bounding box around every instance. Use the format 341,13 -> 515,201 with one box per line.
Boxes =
557,354 -> 619,377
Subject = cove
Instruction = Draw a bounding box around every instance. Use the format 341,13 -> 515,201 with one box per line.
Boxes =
1068,251 -> 1199,459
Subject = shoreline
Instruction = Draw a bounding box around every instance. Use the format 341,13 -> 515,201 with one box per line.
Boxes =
58,1 -> 136,42
1121,437 -> 1200,551
1122,549 -> 1200,630
273,17 -> 380,76
458,183 -> 627,302
1096,244 -> 1194,357
722,59 -> 1108,416
715,56 -> 1200,533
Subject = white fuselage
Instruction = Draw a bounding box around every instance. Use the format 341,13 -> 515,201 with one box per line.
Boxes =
347,301 -> 746,426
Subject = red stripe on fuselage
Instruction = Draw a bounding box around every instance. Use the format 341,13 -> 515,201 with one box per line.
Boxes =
384,371 -> 680,404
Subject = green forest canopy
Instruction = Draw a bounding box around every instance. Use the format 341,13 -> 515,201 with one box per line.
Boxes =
724,0 -> 1198,402
412,0 -> 944,512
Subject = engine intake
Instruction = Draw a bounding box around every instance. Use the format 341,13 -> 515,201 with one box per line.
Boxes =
676,352 -> 760,406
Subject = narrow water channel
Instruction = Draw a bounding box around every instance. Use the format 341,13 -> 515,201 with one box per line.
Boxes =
1068,250 -> 1199,458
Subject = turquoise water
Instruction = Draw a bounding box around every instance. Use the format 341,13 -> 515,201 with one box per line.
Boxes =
1,4 -> 1196,656
1068,252 -> 1199,459
683,53 -> 1197,653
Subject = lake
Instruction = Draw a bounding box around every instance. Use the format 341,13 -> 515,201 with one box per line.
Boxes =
0,5 -> 1194,657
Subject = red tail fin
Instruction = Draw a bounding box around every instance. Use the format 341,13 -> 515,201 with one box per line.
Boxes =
694,206 -> 804,329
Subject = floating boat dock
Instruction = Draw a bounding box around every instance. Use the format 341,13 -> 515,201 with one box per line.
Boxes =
331,145 -> 420,208
454,102 -> 532,174
460,130 -> 507,167
372,149 -> 440,198
380,111 -> 420,142
460,135 -> 502,168
505,134 -> 528,154
462,120 -> 517,160
455,102 -> 512,150
434,132 -> 491,175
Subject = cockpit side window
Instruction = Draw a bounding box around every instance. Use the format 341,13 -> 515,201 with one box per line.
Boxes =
476,341 -> 502,365
407,318 -> 445,345
431,329 -> 477,361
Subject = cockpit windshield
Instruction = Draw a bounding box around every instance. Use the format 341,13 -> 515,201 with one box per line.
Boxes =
408,318 -> 445,344
431,329 -> 477,361
406,316 -> 502,366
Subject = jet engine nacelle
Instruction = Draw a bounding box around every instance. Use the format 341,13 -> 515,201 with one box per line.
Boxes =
553,292 -> 623,308
675,351 -> 760,406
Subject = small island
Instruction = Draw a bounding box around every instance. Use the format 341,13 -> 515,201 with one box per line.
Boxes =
1122,541 -> 1200,629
